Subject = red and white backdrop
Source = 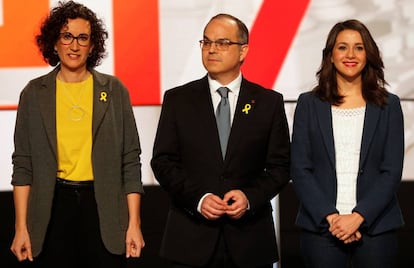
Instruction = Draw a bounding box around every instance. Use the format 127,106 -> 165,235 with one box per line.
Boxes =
1,0 -> 414,191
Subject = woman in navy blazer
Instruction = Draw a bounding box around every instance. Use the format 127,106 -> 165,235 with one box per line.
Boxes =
291,19 -> 404,268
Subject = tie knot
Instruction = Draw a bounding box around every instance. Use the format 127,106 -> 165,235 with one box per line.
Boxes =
217,87 -> 229,98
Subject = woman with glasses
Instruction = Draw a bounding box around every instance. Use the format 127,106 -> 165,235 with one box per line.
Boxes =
10,1 -> 144,267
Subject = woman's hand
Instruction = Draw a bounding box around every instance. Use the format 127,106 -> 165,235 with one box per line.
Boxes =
10,227 -> 33,262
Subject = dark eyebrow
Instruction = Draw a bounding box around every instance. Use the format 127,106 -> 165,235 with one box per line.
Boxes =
336,42 -> 364,45
61,32 -> 90,36
202,36 -> 231,41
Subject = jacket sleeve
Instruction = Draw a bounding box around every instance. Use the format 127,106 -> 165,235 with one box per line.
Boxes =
240,92 -> 291,212
151,90 -> 205,215
291,94 -> 339,227
352,95 -> 404,227
12,84 -> 34,185
119,82 -> 144,194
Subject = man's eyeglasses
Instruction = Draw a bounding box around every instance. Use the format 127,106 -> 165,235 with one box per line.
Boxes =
199,39 -> 245,51
59,32 -> 90,47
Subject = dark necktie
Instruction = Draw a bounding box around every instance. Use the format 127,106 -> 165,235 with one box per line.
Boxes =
216,87 -> 230,158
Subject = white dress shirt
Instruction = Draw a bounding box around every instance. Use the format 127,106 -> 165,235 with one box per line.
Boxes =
197,73 -> 246,213
208,72 -> 242,124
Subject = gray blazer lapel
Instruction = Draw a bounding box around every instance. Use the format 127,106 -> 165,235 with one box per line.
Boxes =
37,69 -> 58,158
359,103 -> 380,167
316,99 -> 335,167
91,71 -> 111,142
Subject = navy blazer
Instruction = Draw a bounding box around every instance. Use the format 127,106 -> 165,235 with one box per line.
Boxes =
151,76 -> 290,267
291,92 -> 404,235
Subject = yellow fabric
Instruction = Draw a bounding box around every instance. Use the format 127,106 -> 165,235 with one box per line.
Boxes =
56,75 -> 94,181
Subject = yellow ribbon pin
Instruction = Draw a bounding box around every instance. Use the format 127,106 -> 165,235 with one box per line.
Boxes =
100,92 -> 107,102
242,104 -> 251,114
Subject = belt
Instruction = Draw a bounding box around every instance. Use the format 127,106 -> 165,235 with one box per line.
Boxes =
56,178 -> 94,188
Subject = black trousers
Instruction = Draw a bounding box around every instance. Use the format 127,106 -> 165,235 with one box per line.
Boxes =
300,229 -> 398,268
171,233 -> 273,268
33,182 -> 126,268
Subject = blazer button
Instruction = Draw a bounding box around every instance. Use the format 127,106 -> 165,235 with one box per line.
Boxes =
359,169 -> 364,174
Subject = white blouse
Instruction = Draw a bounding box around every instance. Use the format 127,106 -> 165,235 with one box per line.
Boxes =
332,106 -> 366,214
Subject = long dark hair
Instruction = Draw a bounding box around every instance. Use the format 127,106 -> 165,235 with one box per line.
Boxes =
313,19 -> 388,107
36,1 -> 108,68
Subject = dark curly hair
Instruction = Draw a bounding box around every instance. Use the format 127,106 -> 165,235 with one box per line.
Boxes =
313,19 -> 388,107
36,1 -> 108,68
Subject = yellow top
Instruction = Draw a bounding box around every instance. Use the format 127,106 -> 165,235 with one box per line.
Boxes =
56,75 -> 94,181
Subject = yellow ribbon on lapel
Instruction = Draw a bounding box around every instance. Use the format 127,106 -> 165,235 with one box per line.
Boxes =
100,92 -> 107,102
242,104 -> 251,114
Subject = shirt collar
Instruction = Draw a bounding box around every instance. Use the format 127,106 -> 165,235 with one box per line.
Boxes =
208,73 -> 242,96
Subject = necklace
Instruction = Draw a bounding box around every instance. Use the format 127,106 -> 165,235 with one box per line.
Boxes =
68,105 -> 86,122
58,79 -> 88,121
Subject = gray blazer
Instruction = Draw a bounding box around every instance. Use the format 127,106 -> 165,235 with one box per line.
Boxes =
11,67 -> 144,256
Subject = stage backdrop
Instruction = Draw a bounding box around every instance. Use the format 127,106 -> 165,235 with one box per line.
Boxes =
1,0 -> 414,191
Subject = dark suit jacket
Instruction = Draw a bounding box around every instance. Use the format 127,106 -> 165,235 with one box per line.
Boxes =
151,76 -> 290,267
291,92 -> 404,235
11,67 -> 144,256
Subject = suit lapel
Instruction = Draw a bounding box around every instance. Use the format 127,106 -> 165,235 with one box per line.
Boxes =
191,77 -> 224,162
315,98 -> 336,167
37,69 -> 58,159
225,80 -> 256,162
91,71 -> 111,142
359,103 -> 380,167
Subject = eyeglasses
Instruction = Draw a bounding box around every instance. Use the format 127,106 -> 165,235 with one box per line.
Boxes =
59,32 -> 90,47
199,39 -> 245,51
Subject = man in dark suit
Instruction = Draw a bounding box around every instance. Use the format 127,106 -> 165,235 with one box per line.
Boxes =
151,13 -> 290,268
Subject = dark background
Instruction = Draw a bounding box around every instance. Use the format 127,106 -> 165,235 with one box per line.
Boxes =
1,182 -> 413,267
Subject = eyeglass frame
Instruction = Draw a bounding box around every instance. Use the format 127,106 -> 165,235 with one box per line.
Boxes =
199,38 -> 246,51
59,32 -> 91,47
